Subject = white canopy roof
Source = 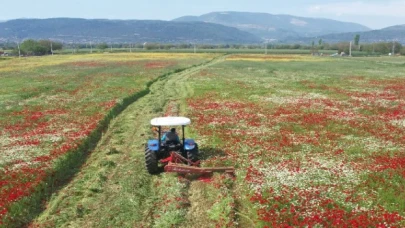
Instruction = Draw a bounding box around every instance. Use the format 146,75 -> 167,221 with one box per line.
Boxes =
151,117 -> 191,126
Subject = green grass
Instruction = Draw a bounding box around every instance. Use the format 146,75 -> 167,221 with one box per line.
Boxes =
24,55 -> 224,227
0,53 -> 216,227
184,55 -> 405,226
4,54 -> 405,227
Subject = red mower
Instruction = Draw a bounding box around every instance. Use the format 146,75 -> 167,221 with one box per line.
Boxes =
145,117 -> 234,175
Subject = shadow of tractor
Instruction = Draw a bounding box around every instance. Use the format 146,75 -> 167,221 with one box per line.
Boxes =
198,146 -> 227,160
198,146 -> 233,168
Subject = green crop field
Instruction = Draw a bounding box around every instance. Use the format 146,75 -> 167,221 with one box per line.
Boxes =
1,54 -> 405,227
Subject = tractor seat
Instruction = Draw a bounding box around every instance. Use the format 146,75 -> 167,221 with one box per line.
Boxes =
164,140 -> 181,151
164,140 -> 180,145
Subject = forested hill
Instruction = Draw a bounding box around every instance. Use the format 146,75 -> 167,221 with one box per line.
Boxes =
173,11 -> 370,40
0,18 -> 262,43
316,25 -> 405,43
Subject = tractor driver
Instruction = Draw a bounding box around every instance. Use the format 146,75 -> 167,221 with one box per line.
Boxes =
161,128 -> 180,144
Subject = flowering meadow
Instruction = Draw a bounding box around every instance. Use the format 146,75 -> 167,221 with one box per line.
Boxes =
186,55 -> 405,227
0,53 -> 214,226
4,53 -> 405,227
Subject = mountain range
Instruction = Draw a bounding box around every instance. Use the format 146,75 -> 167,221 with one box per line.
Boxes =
0,18 -> 260,44
312,25 -> 405,43
0,12 -> 404,44
173,12 -> 370,40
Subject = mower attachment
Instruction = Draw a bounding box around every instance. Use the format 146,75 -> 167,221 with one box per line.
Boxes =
161,152 -> 235,175
165,163 -> 235,175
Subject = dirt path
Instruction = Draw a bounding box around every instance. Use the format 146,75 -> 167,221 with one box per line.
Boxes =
32,56 -> 227,227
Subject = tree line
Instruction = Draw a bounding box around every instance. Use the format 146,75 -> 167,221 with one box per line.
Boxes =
2,38 -> 404,56
85,42 -> 405,55
16,40 -> 63,56
327,42 -> 403,55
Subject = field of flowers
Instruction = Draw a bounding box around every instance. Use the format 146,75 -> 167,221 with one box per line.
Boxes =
0,53 -> 215,226
185,55 -> 405,227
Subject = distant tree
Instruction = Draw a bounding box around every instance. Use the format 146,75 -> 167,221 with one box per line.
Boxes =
199,44 -> 210,49
231,44 -> 242,49
378,42 -> 399,54
20,39 -> 47,55
318,39 -> 323,46
163,44 -> 174,50
354,34 -> 360,46
247,45 -> 259,49
311,41 -> 318,54
144,43 -> 159,50
97,43 -> 108,50
354,42 -> 401,55
335,42 -> 350,54
77,43 -> 87,49
219,44 -> 230,49
0,42 -> 16,50
52,42 -> 63,51
400,46 -> 405,55
391,42 -> 402,54
177,44 -> 189,49
292,44 -> 301,49
38,40 -> 63,53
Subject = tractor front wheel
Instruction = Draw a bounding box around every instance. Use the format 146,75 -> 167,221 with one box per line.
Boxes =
187,143 -> 199,163
145,146 -> 158,174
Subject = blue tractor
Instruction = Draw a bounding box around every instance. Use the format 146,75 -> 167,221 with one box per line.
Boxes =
145,117 -> 199,174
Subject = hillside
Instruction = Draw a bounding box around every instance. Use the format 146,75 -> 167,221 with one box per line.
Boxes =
0,18 -> 261,44
173,11 -> 370,40
315,25 -> 405,43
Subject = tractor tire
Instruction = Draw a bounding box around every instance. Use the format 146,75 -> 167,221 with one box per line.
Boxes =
145,146 -> 158,174
187,143 -> 199,162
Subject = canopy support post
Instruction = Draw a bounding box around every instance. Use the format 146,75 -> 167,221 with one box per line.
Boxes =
158,126 -> 162,147
182,125 -> 185,147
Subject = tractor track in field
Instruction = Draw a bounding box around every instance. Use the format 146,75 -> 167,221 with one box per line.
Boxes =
32,56 -> 229,227
162,101 -> 221,228
156,56 -> 238,228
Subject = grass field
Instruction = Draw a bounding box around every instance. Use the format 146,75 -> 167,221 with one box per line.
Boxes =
1,54 -> 405,227
185,55 -> 405,227
0,53 -> 216,227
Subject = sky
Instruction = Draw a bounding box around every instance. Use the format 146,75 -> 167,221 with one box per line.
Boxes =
1,0 -> 405,29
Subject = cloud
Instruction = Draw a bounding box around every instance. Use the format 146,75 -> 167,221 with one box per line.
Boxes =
308,1 -> 405,17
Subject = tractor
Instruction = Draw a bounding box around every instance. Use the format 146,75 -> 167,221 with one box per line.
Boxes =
145,117 -> 234,175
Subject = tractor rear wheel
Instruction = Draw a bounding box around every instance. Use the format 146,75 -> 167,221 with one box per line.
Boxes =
145,146 -> 158,174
